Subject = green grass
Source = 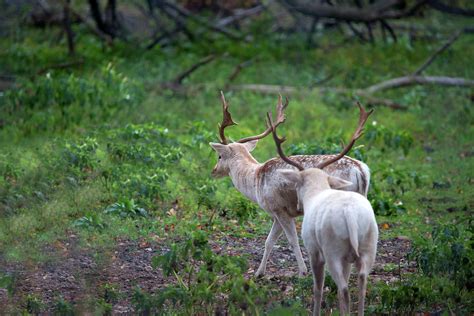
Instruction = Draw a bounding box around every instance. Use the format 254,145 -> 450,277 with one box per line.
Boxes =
0,19 -> 473,314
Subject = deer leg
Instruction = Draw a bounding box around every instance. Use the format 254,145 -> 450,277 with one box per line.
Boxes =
308,250 -> 325,316
277,214 -> 307,276
356,253 -> 374,315
327,259 -> 350,315
255,219 -> 283,277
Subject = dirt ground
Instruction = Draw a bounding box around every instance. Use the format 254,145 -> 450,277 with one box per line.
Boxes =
0,229 -> 414,314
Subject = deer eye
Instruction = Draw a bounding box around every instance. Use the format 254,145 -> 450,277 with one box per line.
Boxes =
218,155 -> 222,160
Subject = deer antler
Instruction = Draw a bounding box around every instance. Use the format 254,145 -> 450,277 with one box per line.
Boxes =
237,95 -> 289,143
316,102 -> 374,170
218,91 -> 238,144
266,111 -> 304,171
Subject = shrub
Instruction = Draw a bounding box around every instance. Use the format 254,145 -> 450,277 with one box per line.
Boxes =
1,63 -> 143,135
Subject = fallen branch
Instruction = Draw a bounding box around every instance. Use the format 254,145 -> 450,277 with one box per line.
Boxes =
36,59 -> 84,75
278,0 -> 428,23
216,6 -> 264,28
365,76 -> 474,93
228,84 -> 406,110
427,0 -> 474,17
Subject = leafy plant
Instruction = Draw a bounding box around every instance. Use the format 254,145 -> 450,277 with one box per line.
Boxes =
52,296 -> 74,315
25,294 -> 44,315
105,199 -> 148,219
72,212 -> 105,230
1,64 -> 143,135
410,221 -> 473,290
364,122 -> 414,155
62,137 -> 99,170
150,230 -> 265,314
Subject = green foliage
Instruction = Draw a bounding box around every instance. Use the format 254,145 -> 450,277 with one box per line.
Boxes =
0,63 -> 143,136
365,122 -> 414,155
73,212 -> 106,230
25,294 -> 44,315
62,137 -> 99,170
0,272 -> 16,296
149,230 -> 266,314
105,199 -> 148,219
410,221 -> 473,290
106,124 -> 181,165
369,276 -> 472,314
52,296 -> 74,316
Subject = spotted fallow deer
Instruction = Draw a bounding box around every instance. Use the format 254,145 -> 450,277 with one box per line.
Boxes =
209,92 -> 371,277
267,105 -> 378,316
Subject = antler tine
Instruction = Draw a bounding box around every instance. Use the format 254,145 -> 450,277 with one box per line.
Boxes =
267,111 -> 304,171
237,94 -> 289,143
316,102 -> 374,170
218,91 -> 238,144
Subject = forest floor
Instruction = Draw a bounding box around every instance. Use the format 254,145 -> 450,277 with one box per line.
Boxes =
1,230 -> 413,313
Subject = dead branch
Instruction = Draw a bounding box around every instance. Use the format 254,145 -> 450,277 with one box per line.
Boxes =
69,7 -> 113,44
228,84 -> 406,110
63,0 -> 75,55
216,5 -> 264,28
278,0 -> 428,23
427,0 -> 474,17
156,0 -> 243,41
36,59 -> 84,75
412,30 -> 463,75
172,55 -> 216,85
160,55 -> 217,91
365,76 -> 474,93
227,59 -> 254,84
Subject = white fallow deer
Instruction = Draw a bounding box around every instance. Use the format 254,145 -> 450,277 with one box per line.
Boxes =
209,92 -> 371,277
266,105 -> 378,315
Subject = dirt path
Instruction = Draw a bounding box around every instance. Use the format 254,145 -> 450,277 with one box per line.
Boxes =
0,232 -> 414,314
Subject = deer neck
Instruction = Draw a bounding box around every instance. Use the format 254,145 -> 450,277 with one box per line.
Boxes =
228,155 -> 260,203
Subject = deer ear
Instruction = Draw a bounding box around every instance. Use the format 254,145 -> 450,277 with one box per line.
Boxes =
209,142 -> 227,153
243,140 -> 258,152
278,169 -> 302,186
327,176 -> 353,189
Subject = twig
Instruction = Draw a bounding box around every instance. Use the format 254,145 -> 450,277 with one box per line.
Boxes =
36,59 -> 84,75
226,59 -> 253,84
63,0 -> 75,55
412,30 -> 463,75
171,55 -> 216,85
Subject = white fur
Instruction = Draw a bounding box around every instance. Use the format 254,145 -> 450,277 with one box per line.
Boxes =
209,141 -> 371,277
280,168 -> 378,316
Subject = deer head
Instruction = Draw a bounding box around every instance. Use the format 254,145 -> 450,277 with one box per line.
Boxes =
209,92 -> 288,177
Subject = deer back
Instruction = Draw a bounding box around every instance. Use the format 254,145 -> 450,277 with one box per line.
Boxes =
255,155 -> 370,216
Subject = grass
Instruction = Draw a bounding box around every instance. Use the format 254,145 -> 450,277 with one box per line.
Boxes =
0,18 -> 473,314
